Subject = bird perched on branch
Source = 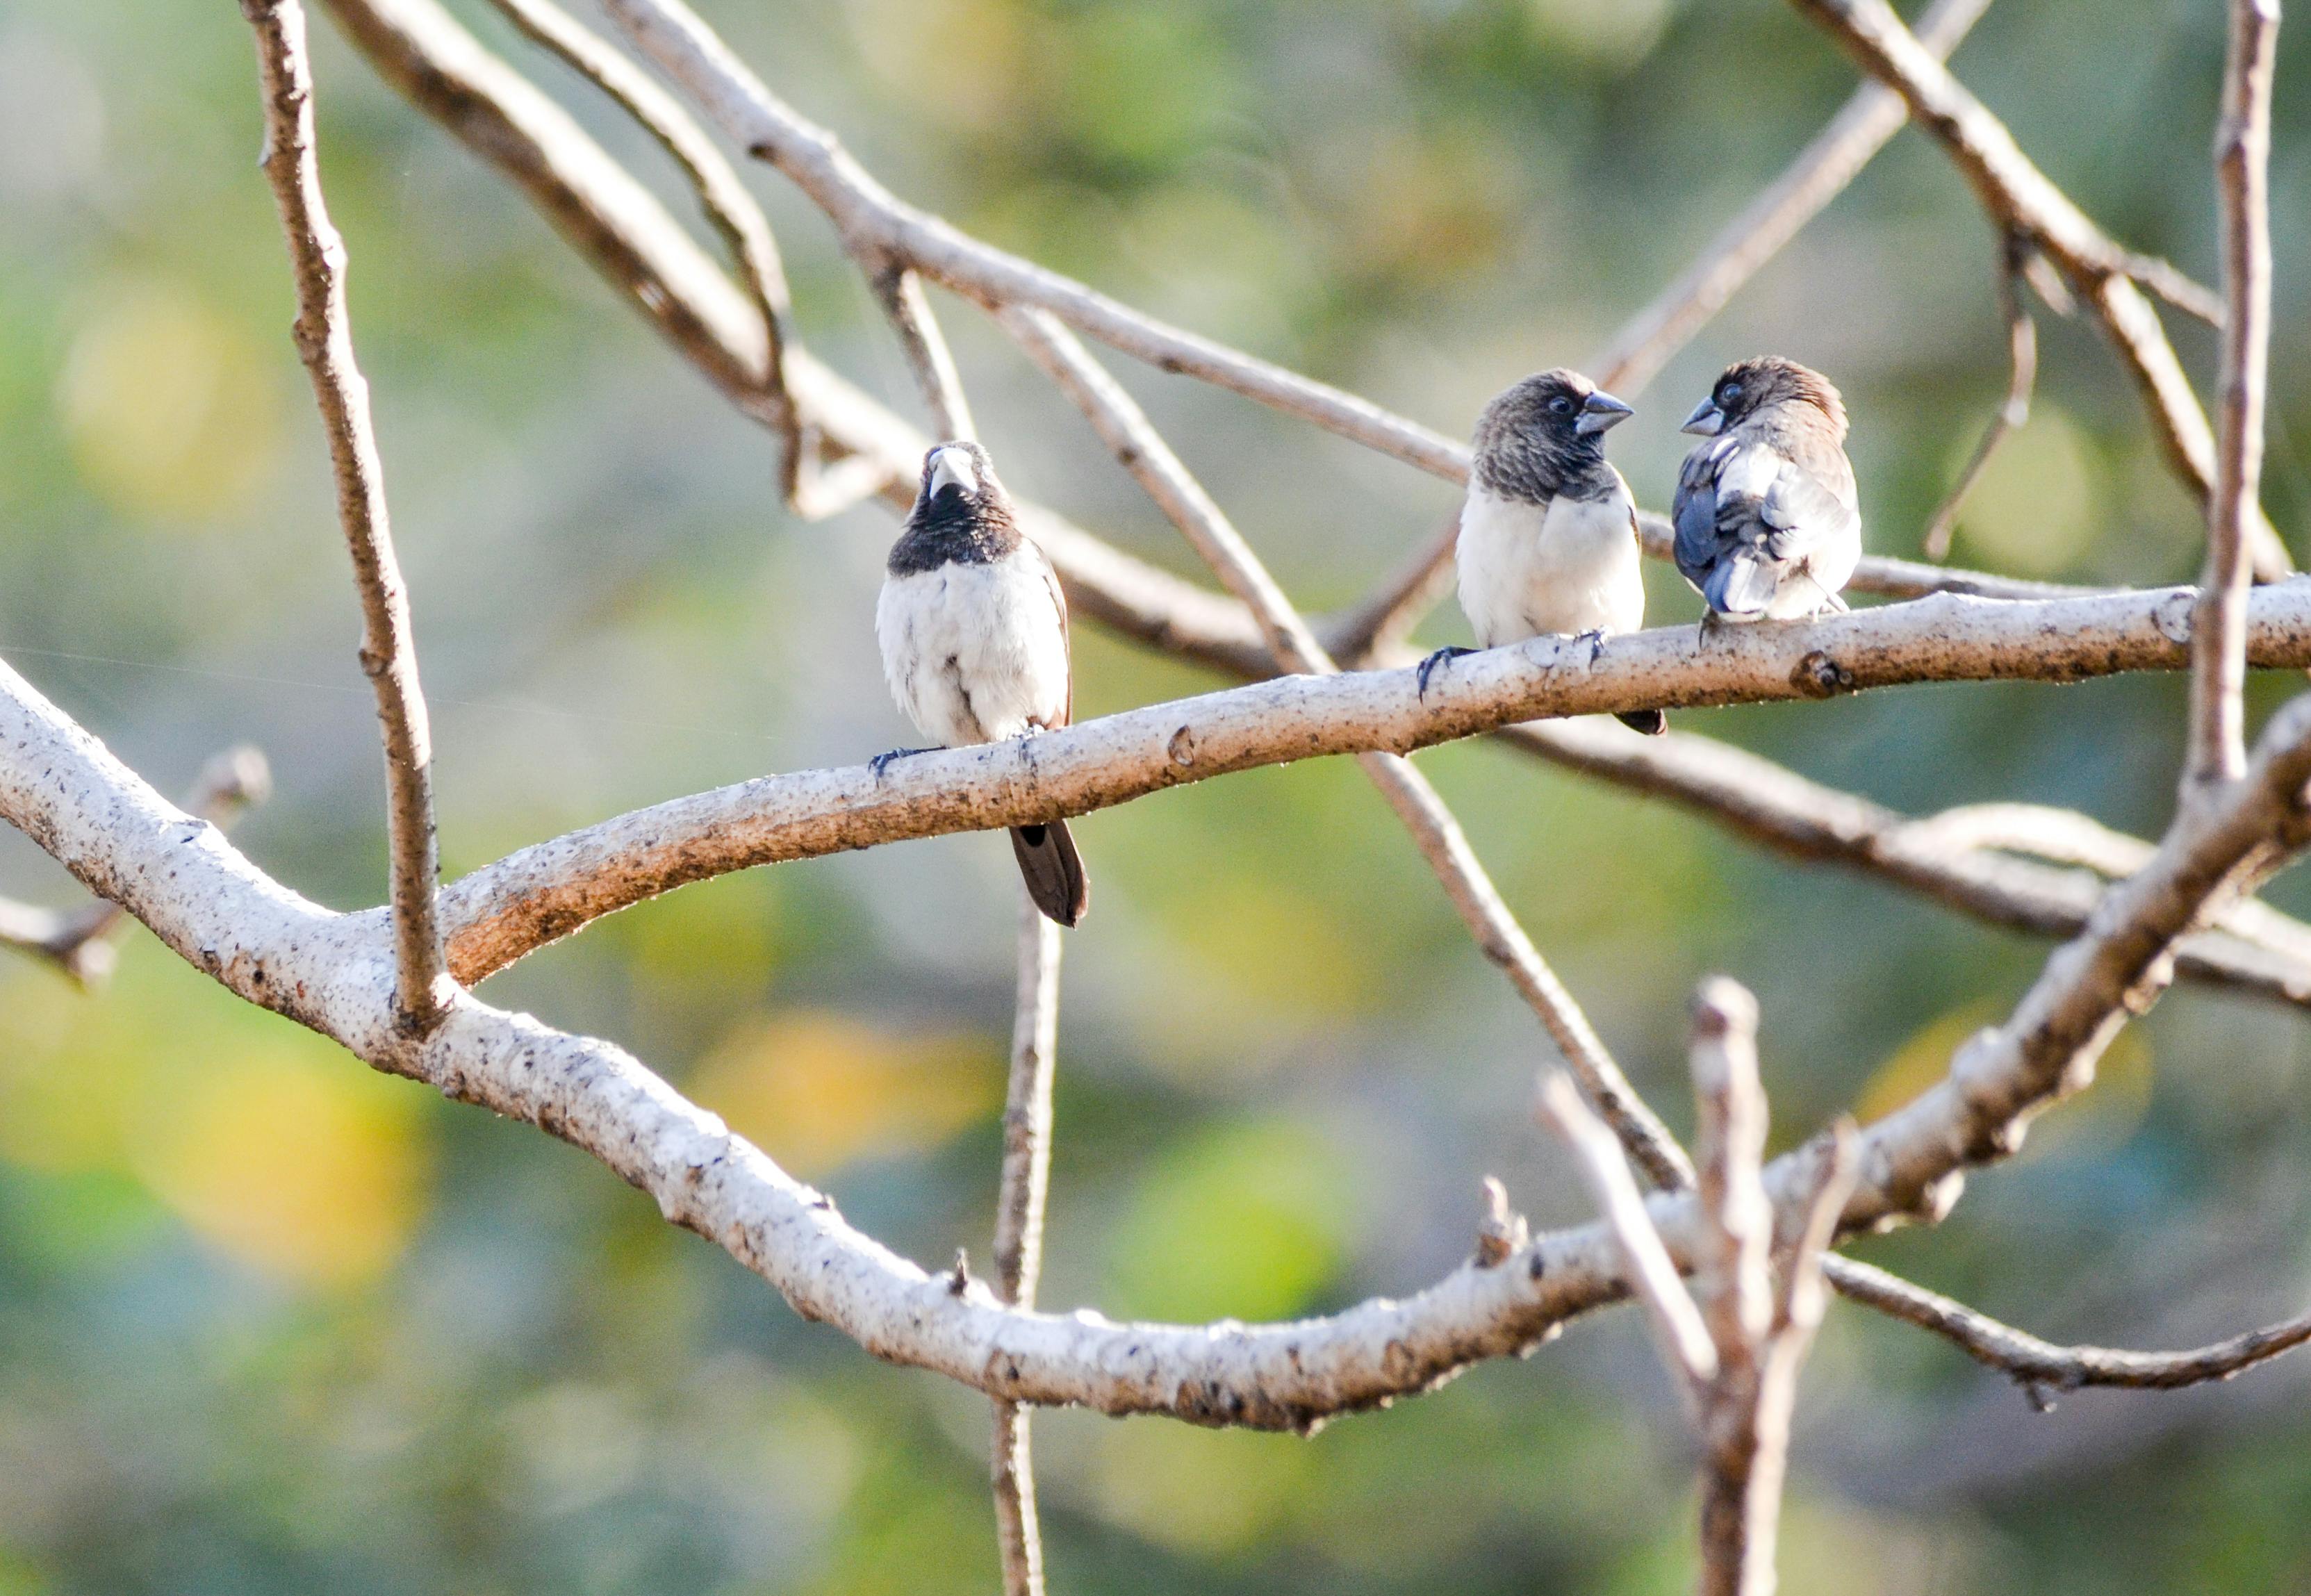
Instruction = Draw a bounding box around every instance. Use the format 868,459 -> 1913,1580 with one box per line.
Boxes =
1672,357 -> 1861,623
875,441 -> 1089,927
1420,368 -> 1664,735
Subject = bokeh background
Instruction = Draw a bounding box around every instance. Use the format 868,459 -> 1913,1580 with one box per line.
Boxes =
3,0 -> 2310,1590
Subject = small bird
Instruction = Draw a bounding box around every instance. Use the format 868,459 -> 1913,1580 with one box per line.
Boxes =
1672,357 -> 1862,623
1420,368 -> 1664,735
875,441 -> 1089,927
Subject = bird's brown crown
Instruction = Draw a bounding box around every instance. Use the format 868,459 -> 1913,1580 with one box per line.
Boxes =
1708,357 -> 1847,437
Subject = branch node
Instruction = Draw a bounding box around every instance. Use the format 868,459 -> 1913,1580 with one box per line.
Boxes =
1474,1176 -> 1529,1267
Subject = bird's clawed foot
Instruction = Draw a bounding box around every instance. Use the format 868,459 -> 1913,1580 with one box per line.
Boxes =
1574,627 -> 1609,665
1416,645 -> 1476,700
1696,609 -> 1727,647
871,745 -> 937,780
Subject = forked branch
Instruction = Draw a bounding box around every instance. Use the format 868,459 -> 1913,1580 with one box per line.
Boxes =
242,0 -> 450,1035
1538,983 -> 1860,1596
2187,0 -> 2283,790
483,0 -> 808,500
1789,0 -> 2294,579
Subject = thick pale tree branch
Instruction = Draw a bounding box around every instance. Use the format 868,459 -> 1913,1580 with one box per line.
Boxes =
0,746 -> 272,985
1591,0 -> 1996,398
1851,691 -> 2311,1227
242,0 -> 450,1035
1788,0 -> 2294,580
2187,0 -> 2282,791
7,640 -> 2311,1431
1829,1256 -> 2311,1400
429,580 -> 2311,985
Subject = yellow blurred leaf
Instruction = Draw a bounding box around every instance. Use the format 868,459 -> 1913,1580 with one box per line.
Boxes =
130,1042 -> 431,1288
687,1010 -> 998,1181
56,280 -> 280,522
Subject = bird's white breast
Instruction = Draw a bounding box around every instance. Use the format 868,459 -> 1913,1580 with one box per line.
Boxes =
876,551 -> 1071,748
1456,477 -> 1645,648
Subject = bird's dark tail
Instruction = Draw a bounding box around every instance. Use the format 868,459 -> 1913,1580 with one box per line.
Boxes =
1615,709 -> 1668,736
1010,821 -> 1089,927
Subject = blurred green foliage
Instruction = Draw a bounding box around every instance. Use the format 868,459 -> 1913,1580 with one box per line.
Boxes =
3,0 -> 2311,1590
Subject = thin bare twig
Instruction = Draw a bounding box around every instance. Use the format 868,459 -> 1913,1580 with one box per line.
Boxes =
1923,233 -> 2037,561
874,263 -> 976,444
1541,993 -> 1860,1596
990,892 -> 1061,1596
1827,1256 -> 2311,1402
600,0 -> 1470,479
2123,250 -> 2228,328
1536,1073 -> 1717,1395
0,746 -> 272,985
2187,0 -> 2283,791
1003,304 -> 1693,1187
1788,0 -> 2294,580
1503,722 -> 2311,1008
242,0 -> 450,1035
1692,979 -> 1774,1379
482,0 -> 810,501
1674,978 -> 1861,1596
1591,0 -> 1997,398
1715,1122 -> 1857,1596
1322,511 -> 1463,668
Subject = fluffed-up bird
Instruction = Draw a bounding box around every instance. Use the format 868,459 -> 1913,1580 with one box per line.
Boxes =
875,441 -> 1089,927
1672,357 -> 1861,623
1420,368 -> 1664,735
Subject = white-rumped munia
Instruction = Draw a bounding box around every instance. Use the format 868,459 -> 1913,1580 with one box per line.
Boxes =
1672,356 -> 1862,623
1422,368 -> 1664,735
875,441 -> 1089,926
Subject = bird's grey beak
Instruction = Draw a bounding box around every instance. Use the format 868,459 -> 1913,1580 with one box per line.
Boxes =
927,445 -> 977,498
1679,399 -> 1725,437
1575,390 -> 1634,436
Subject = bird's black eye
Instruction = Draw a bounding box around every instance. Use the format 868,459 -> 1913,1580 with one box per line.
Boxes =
1721,381 -> 1743,403
1548,396 -> 1572,416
